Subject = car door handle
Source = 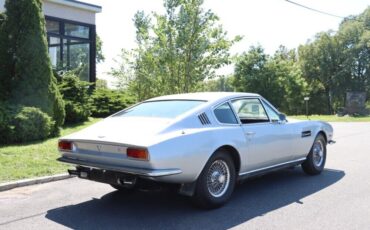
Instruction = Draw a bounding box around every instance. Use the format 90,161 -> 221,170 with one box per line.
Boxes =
245,131 -> 255,136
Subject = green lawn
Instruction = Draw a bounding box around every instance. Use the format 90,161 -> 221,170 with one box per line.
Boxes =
289,115 -> 370,122
0,118 -> 102,183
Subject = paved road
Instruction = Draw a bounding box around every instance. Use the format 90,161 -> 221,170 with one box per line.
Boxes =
1,122 -> 370,230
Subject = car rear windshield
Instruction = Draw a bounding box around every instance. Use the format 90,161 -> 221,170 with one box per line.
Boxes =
113,100 -> 205,119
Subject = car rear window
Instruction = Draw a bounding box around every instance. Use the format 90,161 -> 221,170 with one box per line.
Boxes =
113,100 -> 205,119
214,103 -> 238,124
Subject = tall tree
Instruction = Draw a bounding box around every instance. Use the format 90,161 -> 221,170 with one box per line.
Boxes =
298,32 -> 344,114
112,0 -> 240,100
337,8 -> 370,96
233,46 -> 284,108
0,0 -> 65,129
298,7 -> 370,114
271,46 -> 308,114
233,46 -> 308,114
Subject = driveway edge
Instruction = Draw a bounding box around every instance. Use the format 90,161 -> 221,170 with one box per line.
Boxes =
0,173 -> 73,192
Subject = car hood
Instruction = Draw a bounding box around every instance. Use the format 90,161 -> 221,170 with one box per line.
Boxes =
62,117 -> 177,147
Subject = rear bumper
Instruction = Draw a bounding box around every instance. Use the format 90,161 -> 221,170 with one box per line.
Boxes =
58,156 -> 182,177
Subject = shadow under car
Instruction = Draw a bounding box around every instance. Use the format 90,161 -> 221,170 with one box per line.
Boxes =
46,167 -> 345,230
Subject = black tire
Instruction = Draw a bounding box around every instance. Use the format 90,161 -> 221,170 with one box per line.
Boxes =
110,184 -> 135,193
192,150 -> 236,209
302,134 -> 327,175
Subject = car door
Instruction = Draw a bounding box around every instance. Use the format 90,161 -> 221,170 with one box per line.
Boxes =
230,98 -> 293,172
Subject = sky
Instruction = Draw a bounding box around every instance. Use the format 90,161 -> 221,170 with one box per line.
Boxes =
84,0 -> 369,86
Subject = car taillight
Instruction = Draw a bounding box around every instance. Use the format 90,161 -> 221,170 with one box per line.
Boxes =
127,148 -> 149,160
58,140 -> 73,151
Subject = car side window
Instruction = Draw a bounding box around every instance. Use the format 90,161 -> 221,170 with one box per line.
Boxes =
214,103 -> 238,124
262,100 -> 280,121
231,98 -> 269,124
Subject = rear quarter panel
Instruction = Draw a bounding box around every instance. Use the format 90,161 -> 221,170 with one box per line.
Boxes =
148,126 -> 246,183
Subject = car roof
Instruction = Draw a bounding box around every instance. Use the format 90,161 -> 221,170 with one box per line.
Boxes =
146,92 -> 260,103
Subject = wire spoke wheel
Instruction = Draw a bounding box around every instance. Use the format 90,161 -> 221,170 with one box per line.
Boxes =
206,160 -> 230,198
193,150 -> 236,209
312,140 -> 324,167
302,134 -> 327,175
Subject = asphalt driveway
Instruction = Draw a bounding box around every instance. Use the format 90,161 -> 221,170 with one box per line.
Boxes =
0,122 -> 369,230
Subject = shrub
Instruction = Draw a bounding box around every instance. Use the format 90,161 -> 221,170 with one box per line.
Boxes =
58,74 -> 92,123
90,89 -> 135,117
0,0 -> 65,130
10,107 -> 55,143
0,102 -> 13,144
64,101 -> 91,123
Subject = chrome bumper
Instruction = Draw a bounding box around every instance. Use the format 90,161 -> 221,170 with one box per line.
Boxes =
58,157 -> 182,177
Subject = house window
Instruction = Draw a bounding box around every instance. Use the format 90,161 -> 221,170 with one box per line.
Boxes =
46,20 -> 60,34
45,17 -> 95,82
65,23 -> 90,39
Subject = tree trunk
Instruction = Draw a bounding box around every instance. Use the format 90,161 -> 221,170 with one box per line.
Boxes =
325,87 -> 333,114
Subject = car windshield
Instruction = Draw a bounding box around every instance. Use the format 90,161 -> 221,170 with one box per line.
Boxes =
113,100 -> 205,119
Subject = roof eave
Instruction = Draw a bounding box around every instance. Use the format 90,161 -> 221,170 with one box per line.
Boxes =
46,0 -> 102,13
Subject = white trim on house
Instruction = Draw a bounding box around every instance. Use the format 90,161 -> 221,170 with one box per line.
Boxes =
46,0 -> 101,13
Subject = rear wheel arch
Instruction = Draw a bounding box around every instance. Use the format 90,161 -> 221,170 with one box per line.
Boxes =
214,145 -> 241,174
192,148 -> 237,208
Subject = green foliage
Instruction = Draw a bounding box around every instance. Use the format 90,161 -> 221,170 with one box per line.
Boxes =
10,107 -> 54,143
0,13 -> 10,101
298,32 -> 343,114
298,7 -> 370,114
338,9 -> 370,94
201,76 -> 235,92
96,34 -> 105,63
0,13 -> 5,26
95,78 -> 108,89
63,101 -> 91,123
58,73 -> 92,123
0,103 -> 12,143
234,46 -> 281,105
90,89 -> 135,117
0,0 -> 65,130
0,118 -> 101,183
290,115 -> 370,122
234,7 -> 369,115
0,104 -> 54,144
233,46 -> 308,114
112,0 -> 241,101
270,46 -> 308,114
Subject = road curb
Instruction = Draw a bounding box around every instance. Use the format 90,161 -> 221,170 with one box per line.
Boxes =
0,173 -> 73,192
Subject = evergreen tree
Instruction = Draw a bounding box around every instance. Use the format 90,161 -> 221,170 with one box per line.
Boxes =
1,0 -> 65,130
0,12 -> 10,101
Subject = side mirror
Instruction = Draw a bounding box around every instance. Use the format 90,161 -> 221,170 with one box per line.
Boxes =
279,113 -> 287,122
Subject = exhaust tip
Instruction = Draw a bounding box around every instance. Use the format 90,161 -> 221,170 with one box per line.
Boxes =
117,177 -> 137,188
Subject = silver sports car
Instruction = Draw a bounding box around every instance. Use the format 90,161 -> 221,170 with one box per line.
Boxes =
58,92 -> 334,208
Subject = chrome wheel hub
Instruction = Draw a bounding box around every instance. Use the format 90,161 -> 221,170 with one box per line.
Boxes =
207,160 -> 230,198
312,140 -> 324,167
